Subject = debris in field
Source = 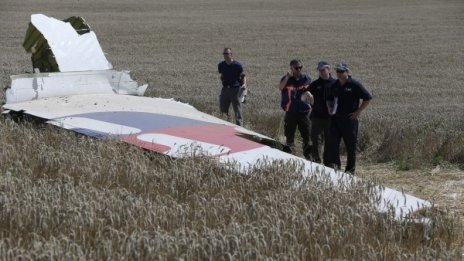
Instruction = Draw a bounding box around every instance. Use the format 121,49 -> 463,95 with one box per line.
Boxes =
2,14 -> 434,223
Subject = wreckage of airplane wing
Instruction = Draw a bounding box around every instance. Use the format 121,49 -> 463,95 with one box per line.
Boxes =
2,14 -> 432,222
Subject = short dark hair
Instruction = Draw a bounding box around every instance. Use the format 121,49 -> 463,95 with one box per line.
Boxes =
290,59 -> 302,67
223,47 -> 232,54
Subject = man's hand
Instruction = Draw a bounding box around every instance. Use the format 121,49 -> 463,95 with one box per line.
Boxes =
349,100 -> 370,120
301,91 -> 314,105
239,73 -> 246,86
349,110 -> 361,120
287,70 -> 293,78
279,71 -> 292,90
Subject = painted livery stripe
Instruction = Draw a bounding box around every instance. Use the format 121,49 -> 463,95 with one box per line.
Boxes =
50,117 -> 141,135
137,133 -> 231,157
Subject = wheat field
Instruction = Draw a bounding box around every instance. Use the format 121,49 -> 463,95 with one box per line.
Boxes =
1,0 -> 463,259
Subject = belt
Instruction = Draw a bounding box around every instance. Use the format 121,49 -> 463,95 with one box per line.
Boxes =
223,85 -> 239,89
332,114 -> 350,118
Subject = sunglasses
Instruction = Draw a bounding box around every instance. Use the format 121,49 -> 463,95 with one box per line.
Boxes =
223,52 -> 232,55
293,66 -> 303,70
336,70 -> 346,73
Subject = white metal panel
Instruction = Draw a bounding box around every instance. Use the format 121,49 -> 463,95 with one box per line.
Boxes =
2,94 -> 431,220
6,71 -> 147,104
4,94 -> 239,127
137,133 -> 232,157
51,117 -> 141,136
31,14 -> 112,72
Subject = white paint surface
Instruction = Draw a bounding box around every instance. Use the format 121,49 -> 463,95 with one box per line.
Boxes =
51,117 -> 141,136
31,14 -> 112,72
6,71 -> 147,104
137,133 -> 231,157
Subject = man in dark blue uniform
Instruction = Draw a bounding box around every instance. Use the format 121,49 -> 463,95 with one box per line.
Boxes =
327,63 -> 372,174
218,48 -> 247,126
279,59 -> 313,159
308,61 -> 336,164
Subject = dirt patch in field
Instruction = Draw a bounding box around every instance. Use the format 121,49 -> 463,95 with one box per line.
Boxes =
358,161 -> 464,221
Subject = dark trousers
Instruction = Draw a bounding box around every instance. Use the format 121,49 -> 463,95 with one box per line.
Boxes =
220,87 -> 242,126
284,112 -> 311,158
310,117 -> 330,164
327,116 -> 358,173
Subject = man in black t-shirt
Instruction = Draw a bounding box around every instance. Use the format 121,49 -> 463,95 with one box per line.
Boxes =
218,48 -> 247,126
326,63 -> 372,174
308,61 -> 336,164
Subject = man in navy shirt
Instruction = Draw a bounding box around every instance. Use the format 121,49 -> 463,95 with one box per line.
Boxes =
308,61 -> 336,164
279,59 -> 313,159
326,63 -> 372,174
218,48 -> 247,126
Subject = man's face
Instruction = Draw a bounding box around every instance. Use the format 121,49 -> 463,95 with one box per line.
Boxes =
292,64 -> 303,77
319,68 -> 330,79
336,69 -> 348,80
223,50 -> 232,61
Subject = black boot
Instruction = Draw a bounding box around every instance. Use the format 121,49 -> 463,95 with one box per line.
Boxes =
303,144 -> 312,160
